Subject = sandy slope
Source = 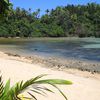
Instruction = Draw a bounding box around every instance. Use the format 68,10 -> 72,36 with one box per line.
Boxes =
0,55 -> 100,100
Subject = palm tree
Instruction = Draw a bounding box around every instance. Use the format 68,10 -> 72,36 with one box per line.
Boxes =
45,9 -> 49,15
0,74 -> 72,100
35,9 -> 41,18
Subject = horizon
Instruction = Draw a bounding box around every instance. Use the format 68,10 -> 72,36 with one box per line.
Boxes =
10,0 -> 100,16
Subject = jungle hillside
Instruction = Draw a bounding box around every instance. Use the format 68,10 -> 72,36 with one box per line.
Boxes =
0,3 -> 100,38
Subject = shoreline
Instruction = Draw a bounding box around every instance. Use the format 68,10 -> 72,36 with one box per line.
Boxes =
4,51 -> 100,73
0,37 -> 99,41
0,51 -> 100,80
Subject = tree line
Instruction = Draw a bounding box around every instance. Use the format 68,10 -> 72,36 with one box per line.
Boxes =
0,2 -> 100,38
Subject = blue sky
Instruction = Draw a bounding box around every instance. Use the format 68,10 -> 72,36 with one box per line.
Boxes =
10,0 -> 100,15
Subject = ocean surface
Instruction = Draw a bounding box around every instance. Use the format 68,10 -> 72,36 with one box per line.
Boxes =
0,38 -> 100,62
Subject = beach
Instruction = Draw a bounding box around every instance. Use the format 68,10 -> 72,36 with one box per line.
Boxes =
0,51 -> 100,100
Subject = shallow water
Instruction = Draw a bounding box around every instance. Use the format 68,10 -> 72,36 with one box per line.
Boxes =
0,38 -> 100,62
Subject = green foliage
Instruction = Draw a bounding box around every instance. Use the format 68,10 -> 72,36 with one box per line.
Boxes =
0,0 -> 12,18
0,74 -> 72,100
0,2 -> 100,37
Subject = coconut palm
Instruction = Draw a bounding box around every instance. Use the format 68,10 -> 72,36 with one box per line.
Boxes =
0,74 -> 72,100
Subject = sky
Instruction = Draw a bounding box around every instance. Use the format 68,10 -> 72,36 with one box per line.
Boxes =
10,0 -> 100,15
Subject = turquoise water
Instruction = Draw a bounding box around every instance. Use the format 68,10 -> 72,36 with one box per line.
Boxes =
0,38 -> 100,61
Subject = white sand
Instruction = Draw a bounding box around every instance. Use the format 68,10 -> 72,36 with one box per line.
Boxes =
0,52 -> 100,100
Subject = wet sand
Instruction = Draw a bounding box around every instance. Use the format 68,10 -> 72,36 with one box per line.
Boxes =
5,52 -> 100,74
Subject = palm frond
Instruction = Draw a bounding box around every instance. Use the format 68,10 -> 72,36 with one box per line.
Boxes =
49,83 -> 68,100
8,75 -> 72,100
0,74 -> 72,100
34,79 -> 73,85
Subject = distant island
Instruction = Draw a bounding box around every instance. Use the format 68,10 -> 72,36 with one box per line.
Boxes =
0,3 -> 100,38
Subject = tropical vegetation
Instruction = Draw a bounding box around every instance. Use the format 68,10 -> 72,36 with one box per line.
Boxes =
0,74 -> 72,100
0,1 -> 100,37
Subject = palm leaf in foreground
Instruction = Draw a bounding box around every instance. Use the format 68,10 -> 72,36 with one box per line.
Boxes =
0,74 -> 72,100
